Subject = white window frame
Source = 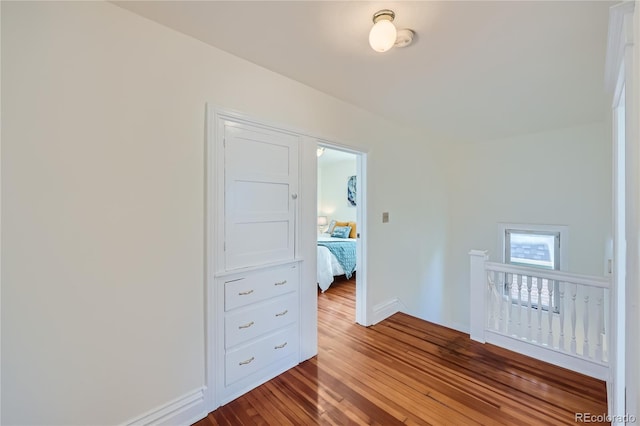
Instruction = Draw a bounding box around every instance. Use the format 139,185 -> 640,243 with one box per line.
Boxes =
498,223 -> 569,272
498,223 -> 569,313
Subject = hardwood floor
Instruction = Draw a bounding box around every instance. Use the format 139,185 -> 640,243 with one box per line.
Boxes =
196,277 -> 608,425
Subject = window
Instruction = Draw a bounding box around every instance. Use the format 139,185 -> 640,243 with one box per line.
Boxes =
505,230 -> 559,270
500,224 -> 567,313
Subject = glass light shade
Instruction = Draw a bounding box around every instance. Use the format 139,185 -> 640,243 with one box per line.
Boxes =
317,216 -> 328,226
369,19 -> 397,53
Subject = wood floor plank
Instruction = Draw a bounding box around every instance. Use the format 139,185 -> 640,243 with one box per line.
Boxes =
199,277 -> 608,425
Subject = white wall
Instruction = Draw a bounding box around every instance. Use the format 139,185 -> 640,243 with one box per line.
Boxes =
0,2 -> 450,424
3,2 -> 615,423
445,122 -> 612,331
318,158 -> 357,224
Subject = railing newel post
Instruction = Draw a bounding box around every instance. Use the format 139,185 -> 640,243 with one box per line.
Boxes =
469,250 -> 489,343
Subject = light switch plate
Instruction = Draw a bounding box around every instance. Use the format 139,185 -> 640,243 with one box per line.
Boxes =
382,212 -> 389,223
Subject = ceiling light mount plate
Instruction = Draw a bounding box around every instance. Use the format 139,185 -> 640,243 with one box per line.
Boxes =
372,9 -> 395,23
394,29 -> 415,48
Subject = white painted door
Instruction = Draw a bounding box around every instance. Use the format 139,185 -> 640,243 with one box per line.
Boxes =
223,121 -> 298,270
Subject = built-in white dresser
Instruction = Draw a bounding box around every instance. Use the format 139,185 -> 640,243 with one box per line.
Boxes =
213,116 -> 302,406
219,262 -> 300,399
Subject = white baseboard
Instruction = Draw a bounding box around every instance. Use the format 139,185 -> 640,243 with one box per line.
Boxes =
486,331 -> 609,380
123,387 -> 208,426
371,298 -> 405,325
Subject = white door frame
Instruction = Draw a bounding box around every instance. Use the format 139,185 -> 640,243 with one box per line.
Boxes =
355,149 -> 369,326
605,2 -> 637,421
205,105 -> 372,412
316,142 -> 369,326
612,85 -> 627,422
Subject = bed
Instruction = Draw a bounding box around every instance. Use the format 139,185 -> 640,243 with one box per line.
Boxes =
317,234 -> 357,292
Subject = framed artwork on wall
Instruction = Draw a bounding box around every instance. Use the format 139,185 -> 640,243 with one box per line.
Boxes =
347,175 -> 356,207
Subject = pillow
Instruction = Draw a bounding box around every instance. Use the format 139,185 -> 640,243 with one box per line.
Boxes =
331,226 -> 352,239
335,221 -> 357,239
347,222 -> 356,239
325,219 -> 337,234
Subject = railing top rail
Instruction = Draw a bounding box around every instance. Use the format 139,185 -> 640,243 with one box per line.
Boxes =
484,261 -> 611,289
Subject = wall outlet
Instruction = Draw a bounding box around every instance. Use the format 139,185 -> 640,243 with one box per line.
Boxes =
382,212 -> 389,223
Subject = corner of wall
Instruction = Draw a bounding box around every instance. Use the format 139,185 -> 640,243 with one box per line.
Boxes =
370,298 -> 406,326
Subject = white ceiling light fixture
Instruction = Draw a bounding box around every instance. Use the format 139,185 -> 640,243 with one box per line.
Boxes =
368,9 -> 414,53
369,9 -> 396,52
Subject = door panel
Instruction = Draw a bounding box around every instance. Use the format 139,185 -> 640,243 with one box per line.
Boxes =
224,122 -> 298,269
234,181 -> 289,215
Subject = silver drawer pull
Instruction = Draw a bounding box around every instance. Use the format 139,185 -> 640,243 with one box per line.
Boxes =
274,342 -> 288,350
238,289 -> 254,296
274,280 -> 287,286
239,356 -> 255,366
238,321 -> 254,329
275,310 -> 288,317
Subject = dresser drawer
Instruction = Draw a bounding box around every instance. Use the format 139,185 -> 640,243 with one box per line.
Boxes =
225,325 -> 298,386
225,293 -> 298,349
224,264 -> 298,311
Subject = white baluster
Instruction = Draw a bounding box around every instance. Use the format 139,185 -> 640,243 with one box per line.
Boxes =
487,271 -> 495,330
501,272 -> 509,334
496,271 -> 504,332
570,284 -> 577,354
537,277 -> 543,343
527,276 -> 533,341
517,274 -> 523,336
506,273 -> 513,335
583,293 -> 590,358
547,279 -> 555,347
595,289 -> 604,362
559,282 -> 565,351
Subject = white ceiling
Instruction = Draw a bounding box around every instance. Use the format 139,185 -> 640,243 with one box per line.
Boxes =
114,1 -> 614,143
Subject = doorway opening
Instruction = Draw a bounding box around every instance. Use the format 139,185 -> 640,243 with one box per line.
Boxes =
316,143 -> 367,325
